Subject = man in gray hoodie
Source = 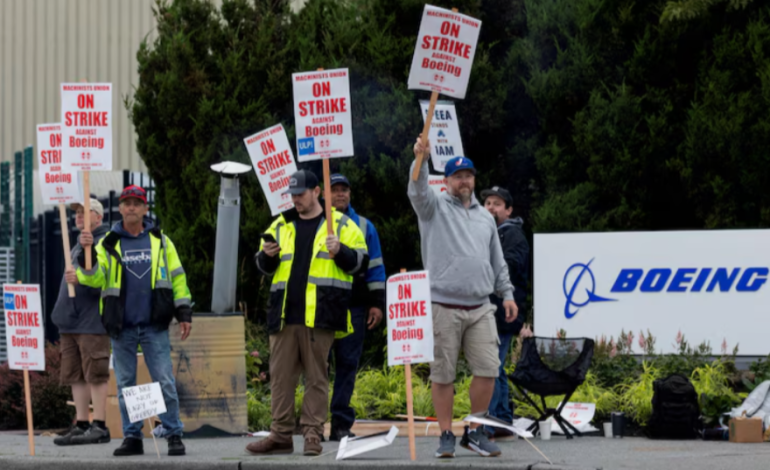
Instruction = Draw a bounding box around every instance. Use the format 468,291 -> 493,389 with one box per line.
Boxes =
52,197 -> 111,446
408,137 -> 518,459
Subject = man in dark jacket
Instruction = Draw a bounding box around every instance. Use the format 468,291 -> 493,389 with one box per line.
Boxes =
480,186 -> 530,435
52,197 -> 111,446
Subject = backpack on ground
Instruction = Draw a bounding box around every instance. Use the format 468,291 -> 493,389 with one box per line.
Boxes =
646,374 -> 701,439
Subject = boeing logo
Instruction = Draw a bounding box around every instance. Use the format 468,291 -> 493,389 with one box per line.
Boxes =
562,260 -> 769,319
562,259 -> 615,319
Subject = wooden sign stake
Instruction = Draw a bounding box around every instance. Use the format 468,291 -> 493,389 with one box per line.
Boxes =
16,281 -> 35,456
58,204 -> 76,297
399,268 -> 417,460
148,417 -> 161,458
317,68 -> 334,237
412,8 -> 458,181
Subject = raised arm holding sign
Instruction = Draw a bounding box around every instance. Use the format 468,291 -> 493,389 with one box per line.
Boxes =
407,5 -> 480,180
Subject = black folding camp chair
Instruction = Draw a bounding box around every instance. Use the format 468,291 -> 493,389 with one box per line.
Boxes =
508,337 -> 595,439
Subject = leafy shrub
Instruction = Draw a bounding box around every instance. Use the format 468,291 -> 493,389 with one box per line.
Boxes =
691,361 -> 745,426
0,343 -> 74,430
617,362 -> 660,427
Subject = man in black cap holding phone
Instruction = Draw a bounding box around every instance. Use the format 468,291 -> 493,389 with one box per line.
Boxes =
247,169 -> 368,457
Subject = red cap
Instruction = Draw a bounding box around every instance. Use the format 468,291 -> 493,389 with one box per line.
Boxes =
120,185 -> 147,204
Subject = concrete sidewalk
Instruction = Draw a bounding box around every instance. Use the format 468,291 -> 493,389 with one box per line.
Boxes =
1,432 -> 770,470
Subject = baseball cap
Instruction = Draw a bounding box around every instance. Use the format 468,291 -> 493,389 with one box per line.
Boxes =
444,156 -> 476,177
119,185 -> 148,204
283,170 -> 319,195
481,186 -> 513,207
330,173 -> 350,188
70,198 -> 105,217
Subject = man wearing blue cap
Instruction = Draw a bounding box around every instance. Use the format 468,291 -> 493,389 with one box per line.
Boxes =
408,137 -> 518,459
327,173 -> 386,441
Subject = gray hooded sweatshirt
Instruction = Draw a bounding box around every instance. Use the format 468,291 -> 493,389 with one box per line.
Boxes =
51,224 -> 109,334
408,159 -> 514,306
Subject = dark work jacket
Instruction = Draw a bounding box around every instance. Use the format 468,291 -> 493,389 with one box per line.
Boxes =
491,217 -> 529,335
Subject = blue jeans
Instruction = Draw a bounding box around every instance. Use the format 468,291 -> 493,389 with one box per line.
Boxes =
488,333 -> 514,426
112,325 -> 183,438
329,307 -> 366,430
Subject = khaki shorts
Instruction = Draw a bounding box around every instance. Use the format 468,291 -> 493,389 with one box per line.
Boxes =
59,333 -> 111,385
429,303 -> 500,384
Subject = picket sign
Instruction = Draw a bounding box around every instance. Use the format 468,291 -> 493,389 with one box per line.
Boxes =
408,5 -> 481,180
60,81 -> 113,270
427,174 -> 446,196
122,382 -> 166,458
243,123 -> 298,215
292,67 -> 354,235
419,101 -> 464,173
4,282 -> 45,456
37,124 -> 80,297
387,268 -> 434,460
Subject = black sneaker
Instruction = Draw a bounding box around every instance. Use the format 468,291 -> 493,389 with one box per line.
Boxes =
113,437 -> 144,456
71,422 -> 111,445
460,425 -> 501,457
329,427 -> 356,442
167,435 -> 186,456
435,430 -> 456,458
54,425 -> 87,446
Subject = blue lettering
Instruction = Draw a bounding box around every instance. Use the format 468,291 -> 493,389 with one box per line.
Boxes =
611,269 -> 643,292
707,268 -> 740,292
691,268 -> 711,292
667,268 -> 697,292
640,268 -> 672,292
736,267 -> 768,292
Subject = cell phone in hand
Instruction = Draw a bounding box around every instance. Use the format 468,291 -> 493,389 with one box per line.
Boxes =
259,233 -> 277,244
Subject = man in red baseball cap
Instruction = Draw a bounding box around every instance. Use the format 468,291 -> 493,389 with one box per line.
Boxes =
71,185 -> 192,457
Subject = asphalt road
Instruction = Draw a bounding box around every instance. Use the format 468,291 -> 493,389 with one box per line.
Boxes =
1,432 -> 769,470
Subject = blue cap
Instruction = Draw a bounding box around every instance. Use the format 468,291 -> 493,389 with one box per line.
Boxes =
330,173 -> 351,187
444,156 -> 476,177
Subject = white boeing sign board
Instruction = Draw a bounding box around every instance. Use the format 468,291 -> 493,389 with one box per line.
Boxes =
534,230 -> 770,355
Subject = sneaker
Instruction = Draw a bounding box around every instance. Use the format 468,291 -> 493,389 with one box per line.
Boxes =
329,427 -> 356,442
54,425 -> 87,446
303,436 -> 322,456
70,422 -> 111,445
167,435 -> 186,456
245,437 -> 294,455
461,425 -> 501,457
435,430 -> 456,458
113,437 -> 144,457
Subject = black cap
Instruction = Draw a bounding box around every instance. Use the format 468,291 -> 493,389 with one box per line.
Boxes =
330,173 -> 350,188
481,186 -> 513,207
283,170 -> 319,195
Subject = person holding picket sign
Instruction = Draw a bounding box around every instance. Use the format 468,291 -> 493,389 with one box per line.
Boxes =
69,185 -> 192,457
53,197 -> 111,446
408,137 -> 518,459
247,170 -> 368,457
327,173 -> 386,441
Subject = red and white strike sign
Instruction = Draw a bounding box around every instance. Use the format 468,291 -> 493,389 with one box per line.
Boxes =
60,83 -> 113,171
387,271 -> 434,366
292,68 -> 354,162
36,123 -> 82,205
244,123 -> 299,215
3,284 -> 45,371
408,5 -> 481,99
428,174 -> 446,196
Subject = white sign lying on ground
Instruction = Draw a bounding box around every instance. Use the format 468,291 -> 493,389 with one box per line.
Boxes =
336,426 -> 399,460
122,382 -> 167,423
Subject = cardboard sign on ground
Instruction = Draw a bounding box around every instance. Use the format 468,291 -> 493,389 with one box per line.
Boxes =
292,68 -> 354,161
407,5 -> 482,99
419,100 -> 464,172
60,83 -> 113,171
3,284 -> 45,371
122,382 -> 167,424
336,426 -> 399,460
387,271 -> 433,366
36,123 -> 82,205
244,123 -> 298,215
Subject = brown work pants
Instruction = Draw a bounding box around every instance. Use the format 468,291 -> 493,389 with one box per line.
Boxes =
269,324 -> 335,443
